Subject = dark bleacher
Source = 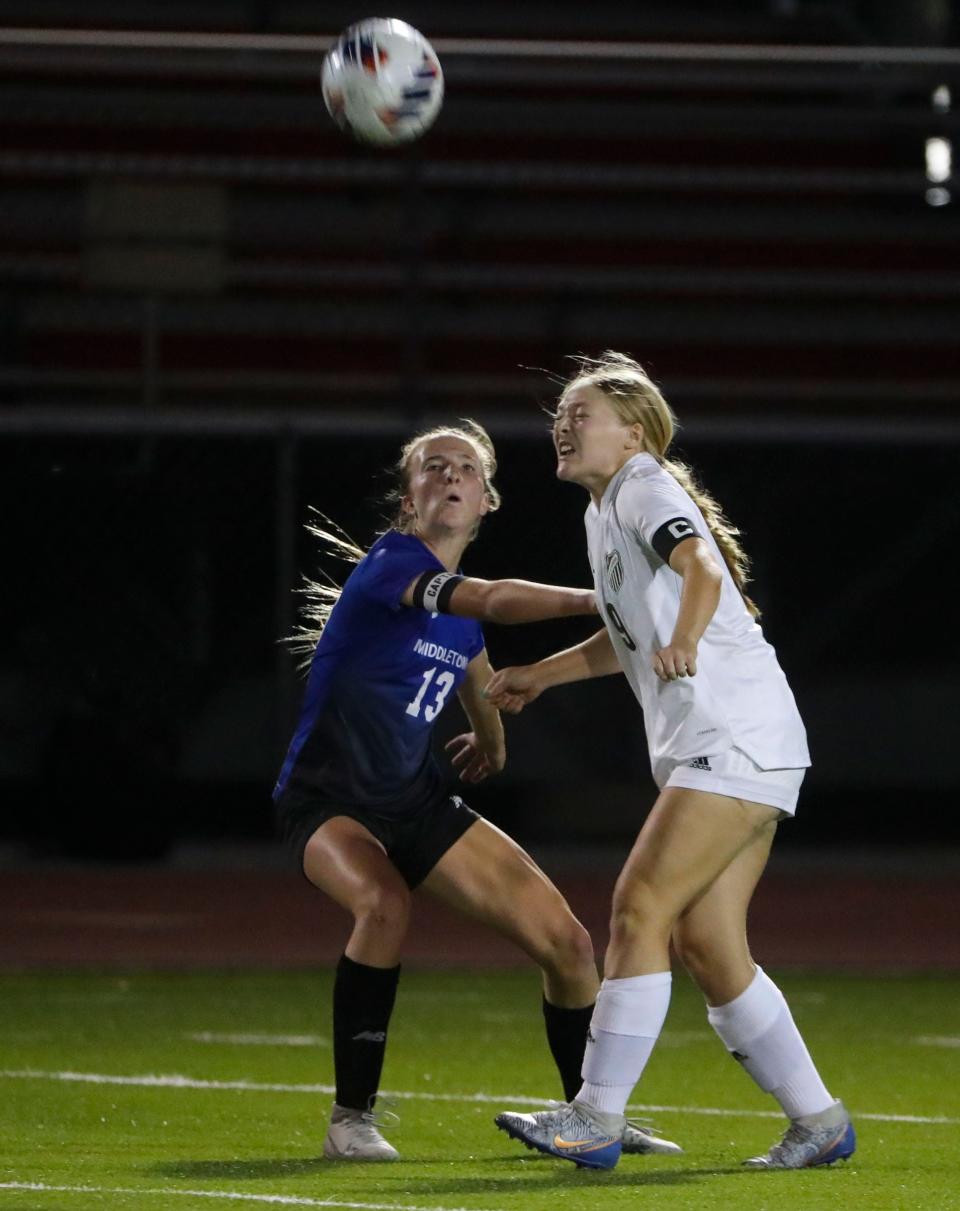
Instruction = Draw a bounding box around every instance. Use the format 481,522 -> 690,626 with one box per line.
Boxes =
2,4 -> 959,856
1,1 -> 958,425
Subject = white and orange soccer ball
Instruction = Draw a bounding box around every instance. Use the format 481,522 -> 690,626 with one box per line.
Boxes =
321,17 -> 444,147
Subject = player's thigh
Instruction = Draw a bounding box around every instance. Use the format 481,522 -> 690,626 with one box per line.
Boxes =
420,817 -> 587,953
672,818 -> 777,1001
303,814 -> 410,918
616,785 -> 781,925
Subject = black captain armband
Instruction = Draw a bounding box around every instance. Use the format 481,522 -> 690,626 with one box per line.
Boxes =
412,570 -> 465,613
651,517 -> 699,564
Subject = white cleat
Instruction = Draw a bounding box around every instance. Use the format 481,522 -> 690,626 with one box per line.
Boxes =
323,1104 -> 399,1161
744,1100 -> 856,1169
621,1119 -> 684,1156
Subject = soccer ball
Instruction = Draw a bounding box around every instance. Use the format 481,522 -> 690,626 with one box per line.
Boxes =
321,18 -> 444,147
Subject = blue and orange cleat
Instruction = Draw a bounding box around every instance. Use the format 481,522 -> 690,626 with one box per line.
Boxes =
743,1099 -> 856,1168
495,1101 -> 623,1170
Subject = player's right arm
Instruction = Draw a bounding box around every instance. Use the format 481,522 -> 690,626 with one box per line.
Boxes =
400,570 -> 596,624
482,628 -> 622,715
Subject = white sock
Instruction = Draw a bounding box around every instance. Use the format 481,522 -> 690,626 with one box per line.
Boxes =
576,971 -> 671,1118
707,966 -> 833,1119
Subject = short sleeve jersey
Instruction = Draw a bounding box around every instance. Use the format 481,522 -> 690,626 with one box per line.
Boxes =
273,530 -> 485,812
585,453 -> 810,772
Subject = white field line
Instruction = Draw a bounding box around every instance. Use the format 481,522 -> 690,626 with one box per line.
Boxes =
186,1033 -> 329,1047
2,1068 -> 957,1126
914,1035 -> 960,1048
0,1183 -> 501,1211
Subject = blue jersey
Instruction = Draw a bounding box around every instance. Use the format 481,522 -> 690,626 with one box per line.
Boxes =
274,530 -> 485,814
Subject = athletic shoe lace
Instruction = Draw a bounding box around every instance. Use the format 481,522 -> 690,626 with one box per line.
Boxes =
363,1099 -> 401,1133
541,1100 -> 660,1137
624,1115 -> 660,1138
354,1113 -> 387,1142
767,1121 -> 814,1165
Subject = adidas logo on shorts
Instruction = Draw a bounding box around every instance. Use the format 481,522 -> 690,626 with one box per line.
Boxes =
688,756 -> 712,771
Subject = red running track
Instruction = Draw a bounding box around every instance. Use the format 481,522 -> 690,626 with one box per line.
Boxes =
2,852 -> 958,969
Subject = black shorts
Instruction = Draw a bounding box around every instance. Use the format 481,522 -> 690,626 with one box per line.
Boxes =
274,784 -> 480,889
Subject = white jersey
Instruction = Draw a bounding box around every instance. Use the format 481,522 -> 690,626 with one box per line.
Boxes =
584,453 -> 810,773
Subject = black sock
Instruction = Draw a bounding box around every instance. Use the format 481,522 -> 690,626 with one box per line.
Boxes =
542,996 -> 595,1102
332,953 -> 401,1112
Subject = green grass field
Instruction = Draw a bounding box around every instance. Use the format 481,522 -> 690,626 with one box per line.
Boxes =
1,967 -> 958,1211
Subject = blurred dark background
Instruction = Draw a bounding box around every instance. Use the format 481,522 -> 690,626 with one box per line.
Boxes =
2,1 -> 958,862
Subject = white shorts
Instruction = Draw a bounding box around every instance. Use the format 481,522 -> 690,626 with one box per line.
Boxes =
654,746 -> 806,817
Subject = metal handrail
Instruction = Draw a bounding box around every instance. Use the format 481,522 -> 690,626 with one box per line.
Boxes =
2,27 -> 960,66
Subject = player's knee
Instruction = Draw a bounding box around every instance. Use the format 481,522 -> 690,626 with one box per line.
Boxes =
609,879 -> 670,945
556,917 -> 596,974
537,913 -> 595,978
354,883 -> 411,940
672,922 -> 712,984
673,920 -> 748,1001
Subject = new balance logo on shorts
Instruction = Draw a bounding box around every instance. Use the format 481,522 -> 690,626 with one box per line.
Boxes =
352,1030 -> 387,1043
688,756 -> 712,771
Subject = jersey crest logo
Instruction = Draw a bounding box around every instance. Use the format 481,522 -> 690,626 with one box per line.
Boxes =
604,549 -> 624,593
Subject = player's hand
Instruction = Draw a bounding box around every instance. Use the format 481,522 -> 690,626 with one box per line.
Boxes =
445,732 -> 505,783
653,642 -> 698,682
482,665 -> 544,715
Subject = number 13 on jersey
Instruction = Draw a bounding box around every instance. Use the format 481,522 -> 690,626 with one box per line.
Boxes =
406,665 -> 455,721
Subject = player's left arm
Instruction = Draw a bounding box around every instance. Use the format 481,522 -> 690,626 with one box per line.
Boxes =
446,648 -> 506,783
401,571 -> 595,624
653,536 -> 723,682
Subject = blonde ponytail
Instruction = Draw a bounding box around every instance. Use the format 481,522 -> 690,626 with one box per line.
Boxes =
286,512 -> 365,667
660,457 -> 759,618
